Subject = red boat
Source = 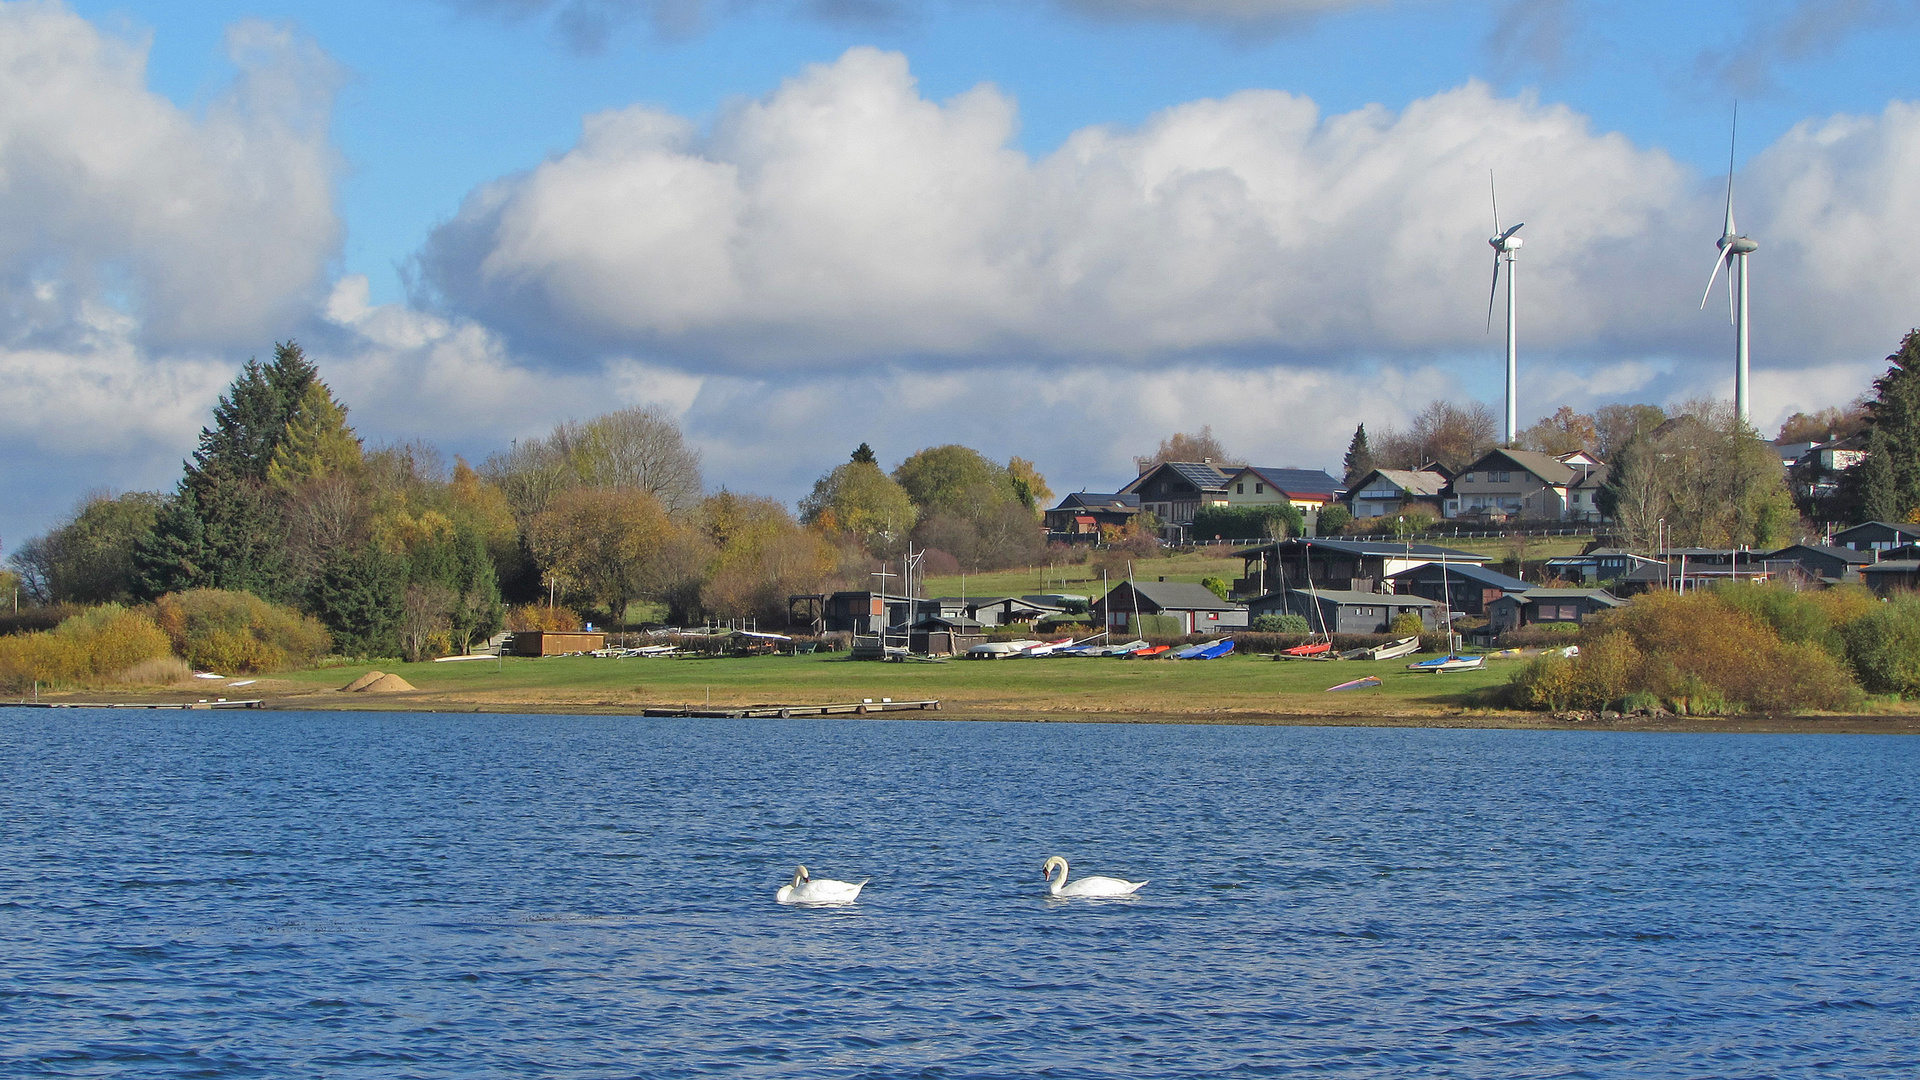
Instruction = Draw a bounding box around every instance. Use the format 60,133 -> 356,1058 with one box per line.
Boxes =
1281,641 -> 1332,657
1128,645 -> 1171,657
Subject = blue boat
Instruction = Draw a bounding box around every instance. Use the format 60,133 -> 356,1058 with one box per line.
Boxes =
1185,639 -> 1235,660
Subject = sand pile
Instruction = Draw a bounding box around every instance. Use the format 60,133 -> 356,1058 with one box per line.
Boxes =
341,671 -> 386,692
359,673 -> 416,693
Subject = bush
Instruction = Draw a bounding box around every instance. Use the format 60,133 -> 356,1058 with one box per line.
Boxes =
506,604 -> 583,632
1200,576 -> 1232,601
1713,581 -> 1875,659
0,605 -> 174,691
151,589 -> 332,673
1191,504 -> 1303,543
1389,611 -> 1425,636
1252,613 -> 1310,633
1841,594 -> 1920,695
1316,504 -> 1351,535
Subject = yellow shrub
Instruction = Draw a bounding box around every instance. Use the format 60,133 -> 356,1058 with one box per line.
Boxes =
0,606 -> 173,690
150,590 -> 331,673
506,604 -> 583,632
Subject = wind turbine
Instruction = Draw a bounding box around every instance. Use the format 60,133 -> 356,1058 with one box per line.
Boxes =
1701,106 -> 1759,425
1487,172 -> 1524,446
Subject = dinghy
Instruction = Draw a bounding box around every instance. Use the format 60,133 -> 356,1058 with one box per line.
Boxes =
1406,654 -> 1485,673
1280,641 -> 1332,658
1326,675 -> 1383,692
967,639 -> 1041,659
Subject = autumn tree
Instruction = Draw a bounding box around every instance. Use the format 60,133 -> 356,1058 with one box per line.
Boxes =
1374,401 -> 1498,472
483,406 -> 704,521
1602,400 -> 1796,549
1007,457 -> 1053,514
1777,400 -> 1869,445
1517,406 -> 1598,457
267,380 -> 362,490
697,492 -> 836,622
1594,404 -> 1667,461
527,487 -> 677,625
1146,426 -> 1240,467
799,456 -> 917,553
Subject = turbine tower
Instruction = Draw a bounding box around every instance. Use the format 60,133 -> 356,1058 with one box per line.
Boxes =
1701,106 -> 1759,425
1487,172 -> 1524,446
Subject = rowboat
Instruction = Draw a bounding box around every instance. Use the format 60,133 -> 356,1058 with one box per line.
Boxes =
1406,654 -> 1485,673
1349,636 -> 1420,661
1326,676 -> 1383,692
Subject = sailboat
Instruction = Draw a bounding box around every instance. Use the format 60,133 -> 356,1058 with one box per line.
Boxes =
1406,546 -> 1483,671
1280,539 -> 1335,657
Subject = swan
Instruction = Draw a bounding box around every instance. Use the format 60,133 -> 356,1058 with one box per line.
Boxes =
775,865 -> 867,905
1042,856 -> 1147,898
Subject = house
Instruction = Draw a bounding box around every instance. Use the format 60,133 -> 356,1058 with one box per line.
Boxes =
1385,562 -> 1531,616
1445,448 -> 1582,521
1249,589 -> 1439,634
1763,544 -> 1875,581
965,596 -> 1058,627
1565,463 -> 1611,523
1092,580 -> 1248,634
1043,491 -> 1141,537
1119,461 -> 1232,533
1543,548 -> 1663,585
1219,466 -> 1346,515
1658,548 -> 1772,587
1345,468 -> 1449,520
1485,589 -> 1624,634
1231,538 -> 1490,598
1861,560 -> 1920,594
1830,521 -> 1920,551
821,591 -> 935,635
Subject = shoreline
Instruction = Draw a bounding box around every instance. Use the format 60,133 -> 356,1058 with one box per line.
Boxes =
12,685 -> 1920,734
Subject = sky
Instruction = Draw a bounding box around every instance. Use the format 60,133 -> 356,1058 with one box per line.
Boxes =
6,0 -> 1920,548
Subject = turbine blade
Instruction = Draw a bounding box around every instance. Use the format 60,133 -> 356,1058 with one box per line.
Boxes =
1722,103 -> 1738,237
1700,249 -> 1729,310
1490,170 -> 1500,234
1487,255 -> 1502,332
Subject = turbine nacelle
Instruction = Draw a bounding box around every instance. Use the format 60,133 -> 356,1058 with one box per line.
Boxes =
1489,223 -> 1524,253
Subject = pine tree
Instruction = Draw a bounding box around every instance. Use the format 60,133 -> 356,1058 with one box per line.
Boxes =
850,442 -> 877,464
309,546 -> 405,657
1850,330 -> 1920,523
267,381 -> 362,490
1342,424 -> 1375,488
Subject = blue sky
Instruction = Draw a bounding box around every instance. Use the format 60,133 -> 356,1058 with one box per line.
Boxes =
7,0 -> 1920,547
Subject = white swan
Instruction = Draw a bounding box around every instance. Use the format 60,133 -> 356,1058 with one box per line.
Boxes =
1042,855 -> 1147,898
775,865 -> 867,905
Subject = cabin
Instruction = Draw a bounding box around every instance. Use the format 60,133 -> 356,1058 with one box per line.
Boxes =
821,591 -> 935,636
1831,521 -> 1920,551
1445,448 -> 1582,521
1043,491 -> 1141,537
1218,466 -> 1346,515
1486,589 -> 1624,634
1119,461 -> 1232,533
506,630 -> 608,656
909,616 -> 988,657
1250,590 -> 1439,635
1385,562 -> 1530,616
1543,548 -> 1663,585
1093,580 -> 1248,634
965,596 -> 1058,627
1345,468 -> 1448,520
1763,544 -> 1875,582
1861,560 -> 1920,594
1231,538 -> 1489,598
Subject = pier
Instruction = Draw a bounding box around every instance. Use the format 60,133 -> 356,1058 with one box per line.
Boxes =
642,699 -> 940,718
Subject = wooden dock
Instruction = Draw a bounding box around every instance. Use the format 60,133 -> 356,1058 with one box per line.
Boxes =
642,699 -> 940,719
7,699 -> 266,710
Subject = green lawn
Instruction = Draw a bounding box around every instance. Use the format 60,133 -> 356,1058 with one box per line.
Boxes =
277,649 -> 1515,718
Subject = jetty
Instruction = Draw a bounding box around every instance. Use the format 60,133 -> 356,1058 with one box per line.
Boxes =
8,699 -> 266,710
642,699 -> 940,718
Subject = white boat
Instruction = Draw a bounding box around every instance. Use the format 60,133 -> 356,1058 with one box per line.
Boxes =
1406,654 -> 1486,673
1014,637 -> 1078,657
1342,635 -> 1420,661
968,639 -> 1041,659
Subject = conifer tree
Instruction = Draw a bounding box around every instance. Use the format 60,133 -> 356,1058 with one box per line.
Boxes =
1850,330 -> 1920,523
1342,424 -> 1375,488
267,381 -> 363,490
850,442 -> 877,464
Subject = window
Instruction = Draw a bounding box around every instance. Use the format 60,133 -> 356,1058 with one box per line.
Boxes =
1255,483 -> 1265,494
1461,472 -> 1474,483
1236,483 -> 1244,494
1559,605 -> 1580,620
1491,470 -> 1511,483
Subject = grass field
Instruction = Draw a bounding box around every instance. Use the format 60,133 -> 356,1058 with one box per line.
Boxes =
258,649 -> 1515,721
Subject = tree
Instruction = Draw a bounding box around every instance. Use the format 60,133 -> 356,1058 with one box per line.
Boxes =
1602,401 -> 1796,549
1848,331 -> 1920,523
1341,425 -> 1374,488
798,460 -> 917,551
1191,504 -> 1303,542
850,443 -> 877,464
308,545 -> 406,657
29,492 -> 165,604
892,445 -> 1016,514
482,406 -> 704,521
1778,400 -> 1869,444
697,492 -> 836,622
527,487 -> 677,625
1517,406 -> 1598,456
1373,401 -> 1497,472
1594,404 -> 1666,461
267,381 -> 362,491
1007,457 -> 1053,514
1147,426 -> 1240,467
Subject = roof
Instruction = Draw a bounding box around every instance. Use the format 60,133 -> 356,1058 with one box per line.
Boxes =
1103,580 -> 1242,612
922,615 -> 985,629
1464,447 -> 1579,486
1232,537 -> 1491,563
1351,468 -> 1448,499
1767,544 -> 1875,565
1513,588 -> 1624,605
1050,491 -> 1141,512
1568,463 -> 1611,489
1861,560 -> 1920,573
1287,589 -> 1439,607
1232,466 -> 1345,498
1387,562 -> 1531,592
1122,461 -> 1232,495
1834,521 -> 1920,542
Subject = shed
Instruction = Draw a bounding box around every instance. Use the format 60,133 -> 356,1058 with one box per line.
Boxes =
1092,580 -> 1248,634
1764,543 -> 1874,581
1386,562 -> 1530,615
507,630 -> 608,657
1249,589 -> 1439,635
910,616 -> 987,657
1486,589 -> 1623,634
1861,560 -> 1920,595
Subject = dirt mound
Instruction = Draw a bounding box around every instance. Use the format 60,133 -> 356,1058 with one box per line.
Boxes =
360,673 -> 416,693
341,671 -> 386,692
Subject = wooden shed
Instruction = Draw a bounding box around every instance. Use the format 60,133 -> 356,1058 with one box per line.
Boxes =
507,630 -> 608,656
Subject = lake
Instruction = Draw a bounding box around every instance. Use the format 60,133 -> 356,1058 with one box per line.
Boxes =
1,710 -> 1916,1077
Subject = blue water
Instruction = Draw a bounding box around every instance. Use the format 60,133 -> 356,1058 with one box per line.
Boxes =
1,713 -> 1916,1078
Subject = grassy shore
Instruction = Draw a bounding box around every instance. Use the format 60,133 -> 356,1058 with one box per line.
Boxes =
26,650 -> 1920,733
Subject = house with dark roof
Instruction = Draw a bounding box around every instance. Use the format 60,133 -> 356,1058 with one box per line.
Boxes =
1764,544 -> 1875,582
1543,548 -> 1663,585
1219,466 -> 1345,515
1346,468 -> 1449,520
1831,521 -> 1920,551
1119,461 -> 1232,534
964,596 -> 1058,627
1250,589 -> 1439,634
1861,560 -> 1920,594
1385,562 -> 1531,616
1445,448 -> 1582,521
1092,580 -> 1248,634
1042,491 -> 1141,536
1486,588 -> 1624,634
1230,537 -> 1489,598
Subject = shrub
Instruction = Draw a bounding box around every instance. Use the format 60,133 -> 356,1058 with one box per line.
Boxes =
151,589 -> 331,673
1316,504 -> 1351,535
1841,594 -> 1920,695
1200,576 -> 1232,601
0,605 -> 173,691
1713,581 -> 1876,659
1252,613 -> 1310,633
1389,611 -> 1425,636
506,604 -> 583,632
